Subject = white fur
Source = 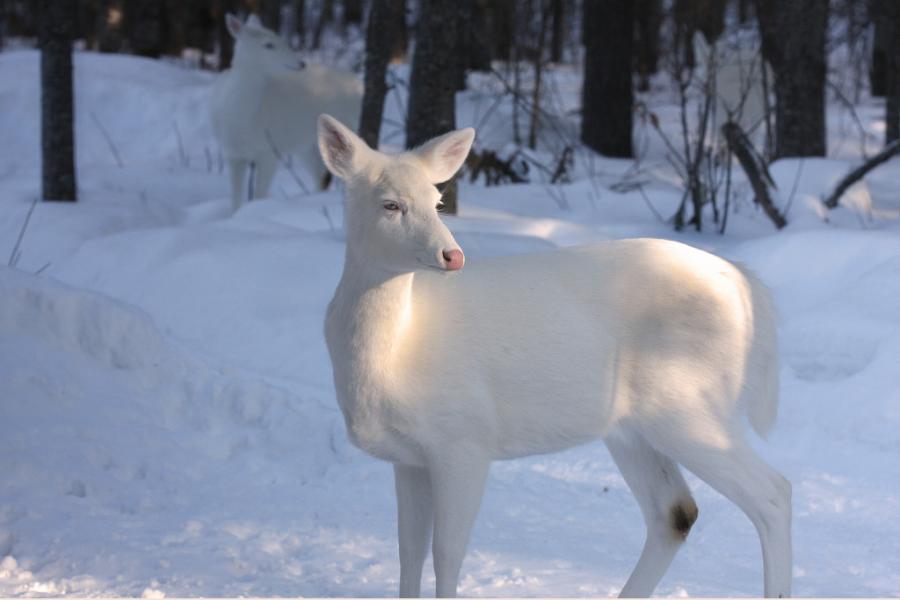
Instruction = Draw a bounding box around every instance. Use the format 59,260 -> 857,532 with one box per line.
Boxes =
210,14 -> 362,213
318,114 -> 792,598
693,32 -> 773,139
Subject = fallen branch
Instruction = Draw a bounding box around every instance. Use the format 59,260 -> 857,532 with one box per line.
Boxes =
721,121 -> 786,230
823,138 -> 900,209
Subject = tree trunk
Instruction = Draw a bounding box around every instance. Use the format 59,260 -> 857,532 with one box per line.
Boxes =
127,0 -> 167,58
407,0 -> 462,213
294,0 -> 306,46
39,0 -> 77,202
884,0 -> 900,143
359,0 -> 402,148
96,0 -> 126,53
869,0 -> 888,97
673,0 -> 725,69
387,0 -> 406,60
312,0 -> 333,49
262,0 -> 282,31
634,0 -> 662,91
581,0 -> 633,157
343,0 -> 363,26
756,0 -> 828,158
548,0 -> 564,63
165,0 -> 186,56
215,0 -> 237,69
486,0 -> 515,62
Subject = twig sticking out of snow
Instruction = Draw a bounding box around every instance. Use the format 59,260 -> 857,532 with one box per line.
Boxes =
823,139 -> 900,209
89,112 -> 124,168
8,195 -> 39,268
173,120 -> 189,167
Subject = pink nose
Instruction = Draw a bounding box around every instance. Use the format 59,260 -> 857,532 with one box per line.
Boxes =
442,249 -> 465,271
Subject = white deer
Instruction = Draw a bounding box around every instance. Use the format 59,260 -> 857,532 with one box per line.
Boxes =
210,14 -> 362,213
317,113 -> 792,598
693,31 -> 773,140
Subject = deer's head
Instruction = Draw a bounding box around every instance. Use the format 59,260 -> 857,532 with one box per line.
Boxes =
226,13 -> 305,76
317,114 -> 474,275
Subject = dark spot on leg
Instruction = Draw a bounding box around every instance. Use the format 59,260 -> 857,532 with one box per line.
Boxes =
670,500 -> 699,540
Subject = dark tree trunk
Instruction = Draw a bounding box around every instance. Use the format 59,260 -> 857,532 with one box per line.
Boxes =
634,0 -> 662,91
756,0 -> 828,158
96,0 -> 126,53
549,0 -> 564,63
738,0 -> 752,23
885,0 -> 900,143
5,0 -> 38,38
127,0 -> 167,58
581,0 -> 633,157
673,0 -> 726,68
74,0 -> 99,49
359,0 -> 403,148
343,0 -> 363,25
262,0 -> 282,31
312,0 -> 333,49
486,0 -> 515,62
165,0 -> 186,56
215,0 -> 237,69
294,0 -> 306,46
387,0 -> 406,60
466,0 -> 492,72
39,0 -> 77,202
407,0 -> 462,213
449,0 -> 490,91
869,0 -> 888,97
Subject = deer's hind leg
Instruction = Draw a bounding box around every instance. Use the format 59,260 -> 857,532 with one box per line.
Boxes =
651,430 -> 792,598
605,431 -> 698,598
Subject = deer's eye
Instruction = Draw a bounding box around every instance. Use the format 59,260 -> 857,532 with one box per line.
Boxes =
264,42 -> 275,49
383,201 -> 401,212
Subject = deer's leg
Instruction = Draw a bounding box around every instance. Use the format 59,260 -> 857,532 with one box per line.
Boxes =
654,432 -> 792,598
227,158 -> 249,213
428,447 -> 490,598
605,433 -> 698,598
253,153 -> 279,200
394,464 -> 434,598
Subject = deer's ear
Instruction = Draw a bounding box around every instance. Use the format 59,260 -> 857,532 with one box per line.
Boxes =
413,128 -> 475,184
245,14 -> 264,31
226,13 -> 242,38
317,114 -> 371,180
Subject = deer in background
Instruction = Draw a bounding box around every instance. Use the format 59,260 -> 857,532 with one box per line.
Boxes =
317,113 -> 792,598
210,14 -> 362,213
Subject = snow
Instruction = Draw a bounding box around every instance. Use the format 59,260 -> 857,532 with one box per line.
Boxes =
2,48 -> 900,597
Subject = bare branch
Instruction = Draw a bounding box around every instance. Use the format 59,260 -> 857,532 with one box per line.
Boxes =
823,139 -> 900,209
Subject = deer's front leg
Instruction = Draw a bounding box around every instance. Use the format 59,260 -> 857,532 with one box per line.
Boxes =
395,464 -> 434,598
428,447 -> 491,598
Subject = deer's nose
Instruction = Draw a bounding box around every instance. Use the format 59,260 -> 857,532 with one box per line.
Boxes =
442,249 -> 465,271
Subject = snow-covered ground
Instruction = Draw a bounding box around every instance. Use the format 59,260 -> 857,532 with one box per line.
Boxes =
1,49 -> 899,597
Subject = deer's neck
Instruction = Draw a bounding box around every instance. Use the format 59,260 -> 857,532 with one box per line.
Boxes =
325,256 -> 416,414
225,65 -> 270,114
